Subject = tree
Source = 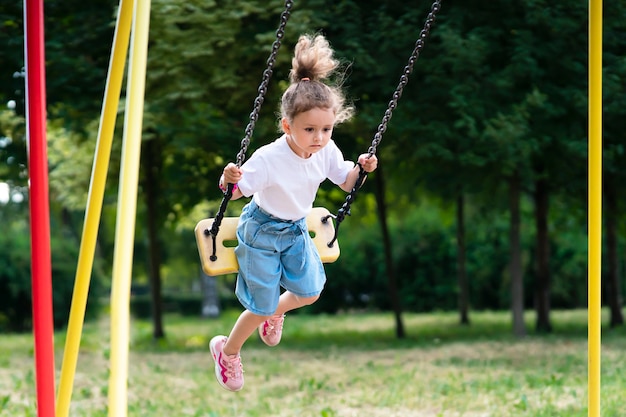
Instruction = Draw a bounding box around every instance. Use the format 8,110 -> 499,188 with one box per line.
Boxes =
395,1 -> 533,331
1,1 -> 119,127
373,166 -> 405,337
601,0 -> 626,327
455,190 -> 470,325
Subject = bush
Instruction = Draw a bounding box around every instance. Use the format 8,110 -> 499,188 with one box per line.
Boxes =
0,206 -> 105,333
130,294 -> 205,318
0,217 -> 32,332
316,196 -> 593,314
176,295 -> 203,317
51,233 -> 106,329
319,205 -> 459,314
130,295 -> 153,319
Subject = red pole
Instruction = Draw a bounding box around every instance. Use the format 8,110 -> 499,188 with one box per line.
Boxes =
24,0 -> 56,415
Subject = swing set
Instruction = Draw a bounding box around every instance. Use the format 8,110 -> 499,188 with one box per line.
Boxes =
20,0 -> 605,416
195,0 -> 442,276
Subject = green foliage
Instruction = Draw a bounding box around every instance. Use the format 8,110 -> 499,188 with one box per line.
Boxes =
317,190 -> 592,314
0,110 -> 27,191
392,207 -> 458,312
130,293 -> 204,318
0,213 -> 31,332
539,199 -> 589,309
465,206 -> 513,310
0,1 -> 119,127
319,200 -> 462,313
47,120 -> 98,210
2,0 -> 625,329
0,202 -> 105,332
129,295 -> 153,319
175,294 -> 203,316
50,230 -> 105,329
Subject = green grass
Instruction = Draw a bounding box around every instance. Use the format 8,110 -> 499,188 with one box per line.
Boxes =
1,309 -> 625,416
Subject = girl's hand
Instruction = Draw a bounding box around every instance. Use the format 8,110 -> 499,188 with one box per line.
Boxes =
358,154 -> 378,173
219,163 -> 244,200
222,162 -> 243,185
340,154 -> 378,192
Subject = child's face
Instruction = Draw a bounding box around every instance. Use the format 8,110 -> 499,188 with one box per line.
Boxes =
282,107 -> 335,158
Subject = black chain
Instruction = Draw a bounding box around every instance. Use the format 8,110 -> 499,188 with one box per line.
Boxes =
235,0 -> 293,168
325,0 -> 442,247
206,0 -> 294,260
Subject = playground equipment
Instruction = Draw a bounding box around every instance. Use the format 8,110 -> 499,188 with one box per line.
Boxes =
20,0 -> 603,416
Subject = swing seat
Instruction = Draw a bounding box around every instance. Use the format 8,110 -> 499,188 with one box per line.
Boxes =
195,207 -> 340,276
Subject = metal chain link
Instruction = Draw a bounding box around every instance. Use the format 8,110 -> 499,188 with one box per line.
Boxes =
325,0 -> 442,247
368,0 -> 441,157
207,0 -> 293,259
235,0 -> 293,167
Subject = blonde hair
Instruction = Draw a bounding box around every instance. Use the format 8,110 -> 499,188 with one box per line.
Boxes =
280,34 -> 354,126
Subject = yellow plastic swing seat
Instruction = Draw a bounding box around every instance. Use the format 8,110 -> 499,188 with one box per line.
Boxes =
195,207 -> 340,276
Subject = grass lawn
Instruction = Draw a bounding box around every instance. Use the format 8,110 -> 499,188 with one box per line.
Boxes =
1,309 -> 625,416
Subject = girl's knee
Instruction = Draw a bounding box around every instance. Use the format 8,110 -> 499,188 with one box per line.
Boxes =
298,294 -> 319,306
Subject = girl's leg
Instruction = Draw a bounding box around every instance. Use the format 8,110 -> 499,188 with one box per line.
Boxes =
223,310 -> 267,356
274,291 -> 319,316
223,291 -> 319,355
257,291 -> 319,347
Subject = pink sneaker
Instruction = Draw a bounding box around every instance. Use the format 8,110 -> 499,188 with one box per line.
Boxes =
209,335 -> 244,391
258,314 -> 285,347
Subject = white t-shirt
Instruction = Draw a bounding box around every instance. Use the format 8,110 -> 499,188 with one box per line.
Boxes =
237,135 -> 354,221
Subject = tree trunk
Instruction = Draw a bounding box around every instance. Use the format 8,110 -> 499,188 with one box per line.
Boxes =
456,190 -> 470,325
605,177 -> 624,327
143,138 -> 165,339
509,173 -> 526,337
533,175 -> 552,333
373,165 -> 405,338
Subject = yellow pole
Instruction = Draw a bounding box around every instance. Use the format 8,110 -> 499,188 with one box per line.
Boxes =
56,1 -> 134,415
588,1 -> 602,416
108,0 -> 151,415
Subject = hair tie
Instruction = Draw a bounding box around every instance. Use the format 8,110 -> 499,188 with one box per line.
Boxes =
301,77 -> 310,82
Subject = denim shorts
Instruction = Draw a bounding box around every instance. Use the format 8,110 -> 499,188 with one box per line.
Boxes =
234,200 -> 326,316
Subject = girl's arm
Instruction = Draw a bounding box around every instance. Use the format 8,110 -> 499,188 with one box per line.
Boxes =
339,154 -> 378,192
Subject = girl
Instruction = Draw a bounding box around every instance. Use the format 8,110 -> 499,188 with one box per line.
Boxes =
210,33 -> 378,392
